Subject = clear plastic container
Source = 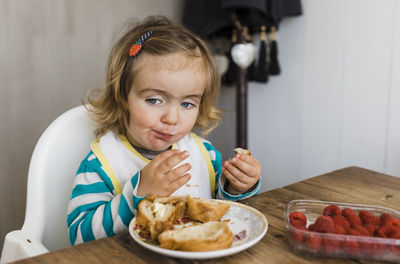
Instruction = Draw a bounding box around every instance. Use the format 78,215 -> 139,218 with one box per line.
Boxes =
285,200 -> 400,262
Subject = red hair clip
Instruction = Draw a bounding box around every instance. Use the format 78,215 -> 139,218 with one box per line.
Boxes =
129,31 -> 153,57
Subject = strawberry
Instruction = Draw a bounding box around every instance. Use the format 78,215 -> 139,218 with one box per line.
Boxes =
322,236 -> 341,253
349,216 -> 362,228
323,205 -> 341,217
390,229 -> 400,239
362,215 -> 381,226
342,211 -> 362,227
291,219 -> 307,228
380,213 -> 392,225
306,233 -> 322,251
313,216 -> 335,233
342,239 -> 359,255
377,225 -> 391,238
348,228 -> 361,236
384,218 -> 400,229
352,225 -> 369,236
334,224 -> 346,235
332,215 -> 350,232
358,238 -> 385,256
359,210 -> 372,223
289,211 -> 307,227
341,208 -> 356,218
363,223 -> 380,236
290,225 -> 308,243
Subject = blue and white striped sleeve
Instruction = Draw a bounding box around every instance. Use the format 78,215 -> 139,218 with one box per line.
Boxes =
67,151 -> 144,245
202,140 -> 261,201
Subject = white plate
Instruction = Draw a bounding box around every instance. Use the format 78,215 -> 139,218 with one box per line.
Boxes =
128,199 -> 268,259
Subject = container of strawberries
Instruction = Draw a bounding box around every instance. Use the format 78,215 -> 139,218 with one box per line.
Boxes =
285,200 -> 400,262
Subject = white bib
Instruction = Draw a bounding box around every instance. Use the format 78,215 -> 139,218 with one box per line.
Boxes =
90,131 -> 215,198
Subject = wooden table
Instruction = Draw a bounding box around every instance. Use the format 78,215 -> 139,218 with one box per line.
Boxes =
14,167 -> 400,263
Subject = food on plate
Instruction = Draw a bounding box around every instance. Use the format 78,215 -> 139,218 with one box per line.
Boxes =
158,221 -> 233,251
233,147 -> 251,155
136,196 -> 187,240
134,195 -> 232,251
186,197 -> 231,223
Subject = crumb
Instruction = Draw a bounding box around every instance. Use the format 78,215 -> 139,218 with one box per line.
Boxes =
192,184 -> 199,187
245,217 -> 248,221
382,194 -> 393,200
186,183 -> 191,187
223,219 -> 231,222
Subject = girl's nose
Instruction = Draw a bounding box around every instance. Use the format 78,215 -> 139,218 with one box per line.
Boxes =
161,106 -> 178,125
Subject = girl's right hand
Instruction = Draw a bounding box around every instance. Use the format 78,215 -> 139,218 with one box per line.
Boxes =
137,149 -> 191,197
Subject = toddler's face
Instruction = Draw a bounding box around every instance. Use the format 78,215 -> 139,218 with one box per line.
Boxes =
126,53 -> 205,151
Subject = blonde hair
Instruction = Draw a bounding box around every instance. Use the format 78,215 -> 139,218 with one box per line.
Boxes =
86,15 -> 222,138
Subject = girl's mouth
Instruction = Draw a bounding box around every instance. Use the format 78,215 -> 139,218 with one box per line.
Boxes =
154,131 -> 174,141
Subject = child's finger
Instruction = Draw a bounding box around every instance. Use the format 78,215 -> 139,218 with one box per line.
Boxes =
151,149 -> 180,167
224,161 -> 251,183
235,153 -> 259,166
223,161 -> 252,185
230,157 -> 258,178
158,150 -> 189,173
222,167 -> 248,191
169,173 -> 191,192
166,162 -> 192,182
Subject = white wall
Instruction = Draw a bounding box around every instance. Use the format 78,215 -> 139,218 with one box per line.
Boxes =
246,0 -> 400,191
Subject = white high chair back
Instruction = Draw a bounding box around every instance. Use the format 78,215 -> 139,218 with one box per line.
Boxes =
1,105 -> 96,263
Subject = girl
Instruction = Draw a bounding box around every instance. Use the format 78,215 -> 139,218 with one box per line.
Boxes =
67,15 -> 261,245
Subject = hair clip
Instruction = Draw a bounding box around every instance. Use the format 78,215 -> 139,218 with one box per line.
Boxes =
129,31 -> 153,57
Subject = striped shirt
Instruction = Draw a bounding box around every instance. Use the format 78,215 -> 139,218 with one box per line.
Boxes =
67,138 -> 260,245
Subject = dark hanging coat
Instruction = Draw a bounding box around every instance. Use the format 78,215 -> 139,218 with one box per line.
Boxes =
183,0 -> 302,83
183,0 -> 302,38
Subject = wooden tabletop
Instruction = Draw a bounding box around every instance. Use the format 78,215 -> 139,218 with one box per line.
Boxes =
14,166 -> 400,264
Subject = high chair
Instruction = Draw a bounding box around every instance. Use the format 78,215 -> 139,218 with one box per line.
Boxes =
0,105 -> 96,263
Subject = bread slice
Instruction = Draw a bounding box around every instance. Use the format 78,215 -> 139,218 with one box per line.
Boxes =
135,200 -> 155,228
186,197 -> 230,223
154,196 -> 186,205
234,147 -> 251,155
158,221 -> 233,251
136,196 -> 187,241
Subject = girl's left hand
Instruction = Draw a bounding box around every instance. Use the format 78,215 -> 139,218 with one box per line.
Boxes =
223,153 -> 261,193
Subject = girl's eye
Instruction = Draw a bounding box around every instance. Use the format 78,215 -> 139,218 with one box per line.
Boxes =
181,102 -> 195,108
146,98 -> 162,105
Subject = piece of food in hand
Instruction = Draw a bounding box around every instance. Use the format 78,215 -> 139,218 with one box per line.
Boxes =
233,147 -> 251,155
186,197 -> 230,223
158,221 -> 234,251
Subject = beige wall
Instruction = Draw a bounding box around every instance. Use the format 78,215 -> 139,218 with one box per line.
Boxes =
0,0 -> 184,251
